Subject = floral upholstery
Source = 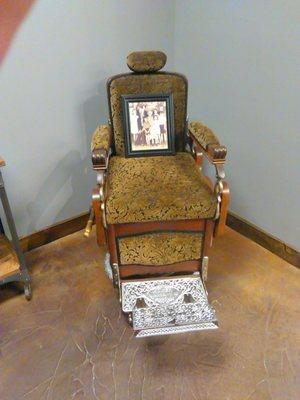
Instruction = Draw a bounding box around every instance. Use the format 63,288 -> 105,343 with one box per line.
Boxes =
108,73 -> 187,155
126,51 -> 167,73
91,125 -> 112,152
105,152 -> 217,224
118,232 -> 203,266
188,121 -> 219,150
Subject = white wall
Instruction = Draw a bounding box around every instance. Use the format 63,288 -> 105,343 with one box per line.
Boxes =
174,0 -> 300,249
0,0 -> 174,237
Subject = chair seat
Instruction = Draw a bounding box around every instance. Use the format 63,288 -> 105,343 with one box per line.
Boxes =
106,152 -> 217,224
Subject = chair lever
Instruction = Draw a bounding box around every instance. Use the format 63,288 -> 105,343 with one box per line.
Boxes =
84,207 -> 95,238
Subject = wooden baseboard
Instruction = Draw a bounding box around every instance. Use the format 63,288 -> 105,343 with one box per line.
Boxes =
20,212 -> 89,252
19,210 -> 299,269
227,212 -> 300,268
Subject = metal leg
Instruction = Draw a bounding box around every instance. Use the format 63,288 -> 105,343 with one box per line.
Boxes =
0,171 -> 31,299
24,282 -> 32,300
0,217 -> 4,234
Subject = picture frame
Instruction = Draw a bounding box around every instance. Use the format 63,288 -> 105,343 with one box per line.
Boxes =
121,93 -> 175,157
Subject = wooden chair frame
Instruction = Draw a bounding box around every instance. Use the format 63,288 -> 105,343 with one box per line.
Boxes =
87,64 -> 230,284
91,128 -> 229,283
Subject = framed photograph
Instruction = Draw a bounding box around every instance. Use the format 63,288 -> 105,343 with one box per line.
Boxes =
121,93 -> 175,157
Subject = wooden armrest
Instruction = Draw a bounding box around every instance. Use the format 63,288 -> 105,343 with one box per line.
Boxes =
91,125 -> 112,170
188,121 -> 229,237
188,121 -> 227,163
0,156 -> 6,167
92,148 -> 110,170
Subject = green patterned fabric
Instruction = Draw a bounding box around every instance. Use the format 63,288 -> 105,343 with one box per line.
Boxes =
188,121 -> 219,150
91,125 -> 112,152
118,232 -> 203,266
105,152 -> 217,224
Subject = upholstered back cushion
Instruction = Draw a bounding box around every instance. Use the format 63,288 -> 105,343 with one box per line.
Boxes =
107,72 -> 188,155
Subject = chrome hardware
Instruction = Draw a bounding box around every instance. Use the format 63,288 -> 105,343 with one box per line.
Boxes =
112,263 -> 120,289
96,170 -> 105,186
92,170 -> 107,227
202,256 -> 209,282
135,322 -> 218,338
104,253 -> 113,281
214,169 -> 225,220
121,275 -> 218,337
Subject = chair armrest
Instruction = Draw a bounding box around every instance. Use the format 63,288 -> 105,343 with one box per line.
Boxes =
91,125 -> 112,170
0,156 -> 5,168
188,121 -> 229,236
188,121 -> 227,165
90,126 -> 111,242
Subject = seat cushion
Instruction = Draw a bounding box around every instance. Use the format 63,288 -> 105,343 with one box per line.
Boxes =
106,152 -> 217,224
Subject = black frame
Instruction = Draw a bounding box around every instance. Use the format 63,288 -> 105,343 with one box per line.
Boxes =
121,93 -> 175,157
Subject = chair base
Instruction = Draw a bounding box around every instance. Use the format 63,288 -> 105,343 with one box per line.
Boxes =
102,218 -> 218,338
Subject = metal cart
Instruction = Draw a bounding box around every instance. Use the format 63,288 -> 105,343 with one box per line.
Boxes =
0,157 -> 31,300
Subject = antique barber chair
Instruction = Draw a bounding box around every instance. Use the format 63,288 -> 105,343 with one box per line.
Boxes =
88,51 -> 229,337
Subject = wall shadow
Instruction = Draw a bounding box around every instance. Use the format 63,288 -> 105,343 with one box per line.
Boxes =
26,77 -> 108,235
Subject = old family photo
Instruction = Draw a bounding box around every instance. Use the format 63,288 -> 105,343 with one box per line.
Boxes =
129,101 -> 168,150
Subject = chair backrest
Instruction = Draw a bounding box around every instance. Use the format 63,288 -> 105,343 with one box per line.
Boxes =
107,51 -> 188,155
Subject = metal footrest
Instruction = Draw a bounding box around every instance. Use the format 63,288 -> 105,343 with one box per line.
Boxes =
121,275 -> 218,338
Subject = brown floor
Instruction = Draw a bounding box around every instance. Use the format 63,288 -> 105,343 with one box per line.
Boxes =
0,228 -> 299,400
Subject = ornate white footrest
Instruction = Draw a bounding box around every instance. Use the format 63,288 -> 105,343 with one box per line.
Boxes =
121,275 -> 218,338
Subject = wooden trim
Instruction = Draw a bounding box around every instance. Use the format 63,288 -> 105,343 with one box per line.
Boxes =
114,219 -> 205,237
92,148 -> 109,170
120,260 -> 200,279
203,220 -> 213,258
227,212 -> 300,268
189,133 -> 227,163
111,219 -> 206,278
17,210 -> 299,270
92,188 -> 106,246
20,212 -> 89,252
107,225 -> 118,264
214,181 -> 230,237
